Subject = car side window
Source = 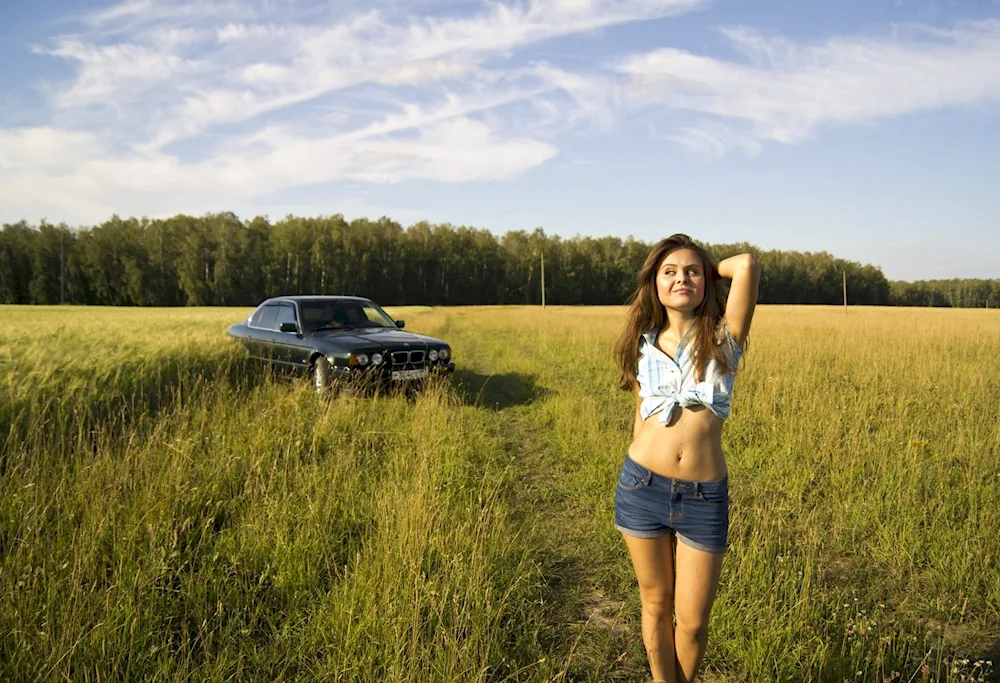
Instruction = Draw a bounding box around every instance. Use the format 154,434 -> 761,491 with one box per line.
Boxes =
277,304 -> 298,331
257,304 -> 279,330
249,307 -> 265,326
363,307 -> 387,325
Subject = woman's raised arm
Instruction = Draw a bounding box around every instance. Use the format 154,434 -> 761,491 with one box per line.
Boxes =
718,253 -> 760,348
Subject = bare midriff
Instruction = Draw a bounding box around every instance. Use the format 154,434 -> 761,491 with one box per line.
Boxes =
628,405 -> 728,482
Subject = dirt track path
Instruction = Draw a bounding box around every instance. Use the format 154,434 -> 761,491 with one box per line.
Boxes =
489,403 -> 640,682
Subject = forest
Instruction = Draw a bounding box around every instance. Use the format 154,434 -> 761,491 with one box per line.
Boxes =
1,213 -> 996,308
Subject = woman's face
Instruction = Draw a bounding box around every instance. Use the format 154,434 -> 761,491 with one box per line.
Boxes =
656,248 -> 706,313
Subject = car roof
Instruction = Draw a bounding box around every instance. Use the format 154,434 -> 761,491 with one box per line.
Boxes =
259,295 -> 375,305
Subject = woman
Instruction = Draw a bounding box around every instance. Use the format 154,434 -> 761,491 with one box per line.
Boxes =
613,234 -> 759,682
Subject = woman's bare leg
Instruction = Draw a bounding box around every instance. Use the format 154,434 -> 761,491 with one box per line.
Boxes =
672,540 -> 724,682
622,533 -> 677,682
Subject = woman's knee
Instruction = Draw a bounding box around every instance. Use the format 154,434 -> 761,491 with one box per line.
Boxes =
674,618 -> 709,644
639,587 -> 674,618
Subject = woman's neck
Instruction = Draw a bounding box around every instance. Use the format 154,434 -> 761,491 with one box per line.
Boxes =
664,309 -> 697,341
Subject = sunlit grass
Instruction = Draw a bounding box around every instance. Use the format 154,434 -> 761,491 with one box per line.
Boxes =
0,304 -> 997,681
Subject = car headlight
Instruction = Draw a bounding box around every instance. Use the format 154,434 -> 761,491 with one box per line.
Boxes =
428,350 -> 439,362
371,352 -> 383,366
350,353 -> 370,366
439,348 -> 450,360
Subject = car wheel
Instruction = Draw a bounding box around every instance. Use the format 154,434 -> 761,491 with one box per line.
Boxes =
313,356 -> 333,393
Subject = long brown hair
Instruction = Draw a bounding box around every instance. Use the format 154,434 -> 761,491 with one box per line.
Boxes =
614,234 -> 731,390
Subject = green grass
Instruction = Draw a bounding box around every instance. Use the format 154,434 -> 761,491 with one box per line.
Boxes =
0,305 -> 997,682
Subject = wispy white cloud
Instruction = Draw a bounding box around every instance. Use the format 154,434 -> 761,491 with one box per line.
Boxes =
39,40 -> 206,109
83,0 -> 155,26
373,60 -> 476,87
664,122 -> 762,159
82,0 -> 255,32
619,19 -> 1000,153
0,119 -> 555,221
529,63 -> 619,129
9,0 -> 704,223
46,0 -> 703,149
5,0 -> 1000,225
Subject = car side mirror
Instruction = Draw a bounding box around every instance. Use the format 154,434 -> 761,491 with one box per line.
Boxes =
395,319 -> 405,329
279,322 -> 298,333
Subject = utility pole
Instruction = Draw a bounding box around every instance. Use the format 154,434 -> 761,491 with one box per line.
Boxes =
540,251 -> 546,309
59,230 -> 65,305
843,270 -> 847,315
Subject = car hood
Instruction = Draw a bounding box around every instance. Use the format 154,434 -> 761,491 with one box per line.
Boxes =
307,327 -> 444,350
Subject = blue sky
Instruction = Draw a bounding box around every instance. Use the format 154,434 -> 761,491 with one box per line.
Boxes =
2,0 -> 998,280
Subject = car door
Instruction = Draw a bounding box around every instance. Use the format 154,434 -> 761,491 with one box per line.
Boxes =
272,303 -> 308,368
239,307 -> 266,356
248,304 -> 281,362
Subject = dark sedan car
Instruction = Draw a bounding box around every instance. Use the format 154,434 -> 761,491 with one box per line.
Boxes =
227,296 -> 454,391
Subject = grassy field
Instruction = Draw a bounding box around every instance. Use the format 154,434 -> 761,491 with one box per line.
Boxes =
1,304 -> 997,682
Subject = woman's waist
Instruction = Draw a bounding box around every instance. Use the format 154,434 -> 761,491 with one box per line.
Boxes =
628,420 -> 726,480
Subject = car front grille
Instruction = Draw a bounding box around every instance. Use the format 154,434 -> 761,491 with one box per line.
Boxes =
390,350 -> 425,366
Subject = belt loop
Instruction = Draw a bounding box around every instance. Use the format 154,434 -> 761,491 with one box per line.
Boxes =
694,481 -> 702,498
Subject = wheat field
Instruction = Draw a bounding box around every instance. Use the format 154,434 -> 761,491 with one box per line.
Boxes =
0,304 -> 997,682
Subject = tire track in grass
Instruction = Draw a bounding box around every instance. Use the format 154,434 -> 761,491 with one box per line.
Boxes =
442,313 -> 643,681
483,400 -> 639,682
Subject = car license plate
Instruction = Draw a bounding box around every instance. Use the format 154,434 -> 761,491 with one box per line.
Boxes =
391,368 -> 428,381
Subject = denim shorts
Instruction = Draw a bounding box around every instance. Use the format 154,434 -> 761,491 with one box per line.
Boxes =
614,453 -> 729,554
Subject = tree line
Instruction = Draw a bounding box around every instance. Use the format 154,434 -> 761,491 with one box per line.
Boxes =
0,213 -> 993,308
888,279 -> 999,308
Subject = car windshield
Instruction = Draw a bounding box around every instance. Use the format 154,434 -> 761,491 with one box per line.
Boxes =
298,300 -> 397,332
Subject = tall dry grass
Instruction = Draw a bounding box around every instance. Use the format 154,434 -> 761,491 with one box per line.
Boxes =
1,304 -> 997,682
